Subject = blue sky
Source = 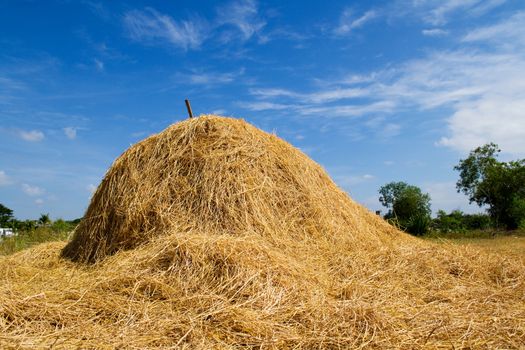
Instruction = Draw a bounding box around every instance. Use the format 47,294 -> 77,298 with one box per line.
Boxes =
1,0 -> 525,220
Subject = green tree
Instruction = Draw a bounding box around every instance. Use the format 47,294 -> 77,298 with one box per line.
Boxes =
38,213 -> 51,227
0,203 -> 14,227
379,181 -> 431,235
433,209 -> 465,233
454,143 -> 525,229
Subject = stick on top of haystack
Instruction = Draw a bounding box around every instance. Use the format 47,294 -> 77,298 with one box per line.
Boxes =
185,99 -> 194,119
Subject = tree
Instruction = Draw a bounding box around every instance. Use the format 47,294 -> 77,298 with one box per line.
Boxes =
38,213 -> 51,227
379,181 -> 431,235
0,203 -> 14,227
454,143 -> 525,229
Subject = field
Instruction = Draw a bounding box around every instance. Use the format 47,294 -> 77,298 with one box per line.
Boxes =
1,229 -> 524,348
430,234 -> 525,261
4,228 -> 524,258
1,117 -> 523,348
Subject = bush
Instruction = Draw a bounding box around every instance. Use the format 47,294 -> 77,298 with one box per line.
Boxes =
405,213 -> 431,236
51,219 -> 75,233
433,210 -> 465,233
432,209 -> 494,234
462,213 -> 492,230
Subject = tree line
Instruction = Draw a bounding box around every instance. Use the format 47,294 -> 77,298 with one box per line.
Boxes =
379,143 -> 525,235
0,205 -> 80,233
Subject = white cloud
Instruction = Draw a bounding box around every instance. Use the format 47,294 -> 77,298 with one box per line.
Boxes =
250,88 -> 300,99
335,9 -> 377,35
467,0 -> 508,17
350,12 -> 525,155
0,170 -> 12,186
183,69 -> 244,85
334,173 -> 375,188
216,0 -> 265,40
462,11 -> 525,45
123,8 -> 208,50
425,0 -> 480,25
251,87 -> 368,104
297,101 -> 395,118
87,184 -> 97,195
63,127 -> 77,140
94,58 -> 104,72
379,47 -> 525,155
238,101 -> 291,111
422,28 -> 448,36
402,0 -> 507,26
438,97 -> 525,155
34,198 -> 44,205
19,130 -> 44,142
22,183 -> 45,196
211,109 -> 227,115
240,11 -> 524,154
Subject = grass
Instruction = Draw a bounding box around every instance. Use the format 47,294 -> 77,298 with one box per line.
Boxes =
0,227 -> 71,255
426,229 -> 525,261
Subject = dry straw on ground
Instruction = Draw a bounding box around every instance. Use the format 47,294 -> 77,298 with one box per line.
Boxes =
1,116 -> 524,349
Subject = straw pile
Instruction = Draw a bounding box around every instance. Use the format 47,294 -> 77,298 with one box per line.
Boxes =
1,116 -> 524,349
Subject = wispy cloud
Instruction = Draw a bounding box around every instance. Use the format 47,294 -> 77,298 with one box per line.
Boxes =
216,0 -> 266,41
123,1 -> 270,50
384,14 -> 525,155
0,76 -> 26,105
82,0 -> 111,20
240,11 -> 525,154
426,0 -> 506,25
238,101 -> 291,111
182,68 -> 245,85
462,11 -> 525,45
63,127 -> 77,140
251,87 -> 369,104
422,28 -> 448,37
22,183 -> 45,196
0,170 -> 12,186
94,58 -> 104,72
334,9 -> 377,35
334,173 -> 375,189
19,130 -> 44,142
392,0 -> 507,25
244,85 -> 393,118
123,8 -> 209,50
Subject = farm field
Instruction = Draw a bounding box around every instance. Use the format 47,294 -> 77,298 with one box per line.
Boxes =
1,117 -> 524,349
3,229 -> 524,258
431,235 -> 525,260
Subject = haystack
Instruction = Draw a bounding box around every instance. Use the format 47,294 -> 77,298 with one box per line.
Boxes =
62,115 -> 398,262
1,115 -> 523,348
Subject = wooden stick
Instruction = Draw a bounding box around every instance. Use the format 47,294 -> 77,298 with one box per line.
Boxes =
185,99 -> 194,119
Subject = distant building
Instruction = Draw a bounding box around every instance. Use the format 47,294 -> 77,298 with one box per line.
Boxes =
0,228 -> 14,237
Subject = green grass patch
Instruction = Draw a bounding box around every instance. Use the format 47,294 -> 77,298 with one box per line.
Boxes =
425,228 -> 525,239
0,227 -> 71,256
